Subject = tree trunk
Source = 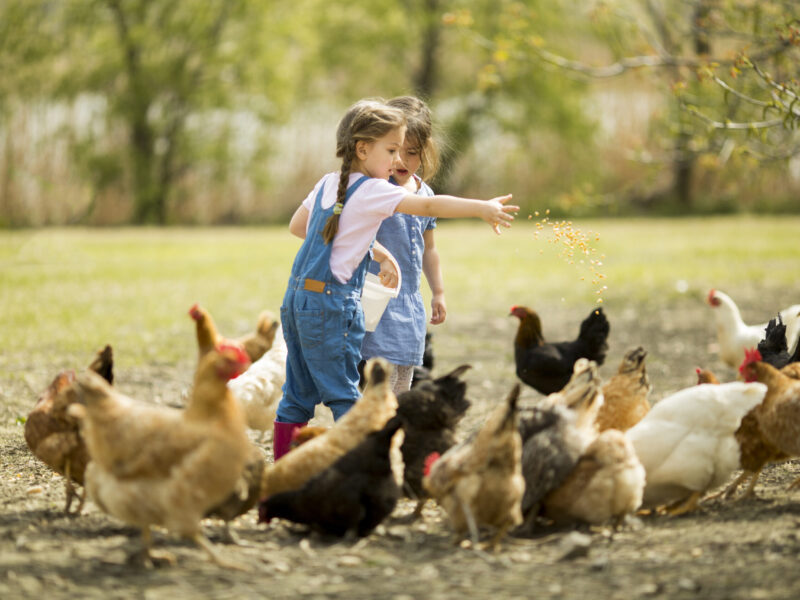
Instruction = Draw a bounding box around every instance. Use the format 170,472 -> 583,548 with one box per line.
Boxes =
412,0 -> 441,100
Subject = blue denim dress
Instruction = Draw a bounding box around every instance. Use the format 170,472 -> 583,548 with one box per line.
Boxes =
360,179 -> 436,366
276,175 -> 371,423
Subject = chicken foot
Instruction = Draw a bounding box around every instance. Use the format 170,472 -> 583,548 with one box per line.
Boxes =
787,476 -> 800,491
391,499 -> 426,524
193,532 -> 248,571
454,498 -> 497,564
458,497 -> 481,548
738,467 -> 764,500
216,522 -> 258,548
704,471 -> 750,502
126,527 -> 177,569
664,491 -> 703,517
481,520 -> 513,553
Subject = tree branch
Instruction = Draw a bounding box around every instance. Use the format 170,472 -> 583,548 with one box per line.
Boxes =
680,101 -> 784,130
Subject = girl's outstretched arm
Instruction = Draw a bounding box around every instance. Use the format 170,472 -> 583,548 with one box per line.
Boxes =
395,194 -> 518,234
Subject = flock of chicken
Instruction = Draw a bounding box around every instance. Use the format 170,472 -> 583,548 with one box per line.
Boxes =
21,288 -> 800,569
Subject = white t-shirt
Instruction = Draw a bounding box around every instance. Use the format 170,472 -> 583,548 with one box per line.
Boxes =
301,172 -> 411,283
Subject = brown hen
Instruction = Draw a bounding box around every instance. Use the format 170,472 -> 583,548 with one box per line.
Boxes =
596,346 -> 651,432
739,349 -> 800,491
542,429 -> 645,527
423,384 -> 524,551
24,345 -> 113,514
69,344 -> 251,568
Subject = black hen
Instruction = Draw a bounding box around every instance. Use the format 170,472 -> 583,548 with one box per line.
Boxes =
411,331 -> 435,387
259,416 -> 404,538
396,364 -> 471,514
757,315 -> 800,369
510,305 -> 609,395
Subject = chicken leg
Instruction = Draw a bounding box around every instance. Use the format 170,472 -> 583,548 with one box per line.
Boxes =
704,471 -> 750,502
193,533 -> 248,571
665,491 -> 703,516
126,527 -> 177,568
63,462 -> 85,515
787,476 -> 800,490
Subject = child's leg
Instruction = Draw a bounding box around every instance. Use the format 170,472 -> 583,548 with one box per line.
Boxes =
317,296 -> 365,421
390,364 -> 414,396
274,304 -> 318,459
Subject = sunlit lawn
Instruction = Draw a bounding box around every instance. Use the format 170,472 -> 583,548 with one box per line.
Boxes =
1,215 -> 798,373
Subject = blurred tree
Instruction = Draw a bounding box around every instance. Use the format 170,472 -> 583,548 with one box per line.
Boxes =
34,0 -> 303,224
0,0 -> 65,224
59,0 -> 248,224
476,0 -> 800,210
293,0 -> 596,206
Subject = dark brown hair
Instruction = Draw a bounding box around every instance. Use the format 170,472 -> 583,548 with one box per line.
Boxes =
321,100 -> 407,244
387,96 -> 439,182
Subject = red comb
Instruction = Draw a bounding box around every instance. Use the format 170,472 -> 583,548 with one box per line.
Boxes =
189,303 -> 202,320
423,452 -> 441,477
738,348 -> 762,375
695,367 -> 702,374
707,289 -> 716,305
217,341 -> 250,365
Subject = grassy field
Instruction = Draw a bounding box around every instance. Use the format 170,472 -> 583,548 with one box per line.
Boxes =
1,215 -> 797,366
3,215 -> 800,599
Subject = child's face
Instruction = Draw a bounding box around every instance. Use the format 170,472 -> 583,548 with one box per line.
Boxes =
356,126 -> 405,180
392,136 -> 421,186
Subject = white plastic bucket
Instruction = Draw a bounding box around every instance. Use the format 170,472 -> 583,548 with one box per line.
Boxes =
361,272 -> 400,332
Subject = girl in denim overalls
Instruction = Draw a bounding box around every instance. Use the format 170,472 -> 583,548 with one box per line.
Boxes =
271,99 -> 519,461
361,96 -> 445,395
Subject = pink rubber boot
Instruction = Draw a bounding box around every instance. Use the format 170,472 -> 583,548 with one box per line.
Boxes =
272,420 -> 307,461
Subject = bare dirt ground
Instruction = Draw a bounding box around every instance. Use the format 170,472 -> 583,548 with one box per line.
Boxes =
3,288 -> 800,600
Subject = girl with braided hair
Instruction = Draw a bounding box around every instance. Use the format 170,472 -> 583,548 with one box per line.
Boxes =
272,98 -> 517,460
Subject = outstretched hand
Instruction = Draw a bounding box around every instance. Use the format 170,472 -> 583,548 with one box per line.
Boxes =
485,194 -> 518,235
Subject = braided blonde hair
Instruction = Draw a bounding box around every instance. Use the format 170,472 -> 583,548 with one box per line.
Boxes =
321,100 -> 407,244
387,96 -> 439,182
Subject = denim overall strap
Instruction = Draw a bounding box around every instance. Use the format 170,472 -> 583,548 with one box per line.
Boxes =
286,174 -> 370,290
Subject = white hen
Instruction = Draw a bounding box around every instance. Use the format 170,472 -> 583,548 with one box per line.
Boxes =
626,381 -> 767,514
227,325 -> 287,439
707,289 -> 800,367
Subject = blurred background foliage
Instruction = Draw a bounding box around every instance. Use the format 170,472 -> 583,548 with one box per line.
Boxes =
1,0 -> 799,227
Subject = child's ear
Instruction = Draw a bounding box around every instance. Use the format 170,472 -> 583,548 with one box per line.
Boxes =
356,140 -> 370,161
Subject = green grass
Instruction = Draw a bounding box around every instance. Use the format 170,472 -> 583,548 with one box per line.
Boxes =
1,215 -> 798,371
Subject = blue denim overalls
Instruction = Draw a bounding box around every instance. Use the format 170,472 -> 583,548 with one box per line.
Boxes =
276,175 -> 371,423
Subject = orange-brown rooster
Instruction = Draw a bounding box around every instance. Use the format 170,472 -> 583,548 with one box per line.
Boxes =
69,343 -> 251,568
24,345 -> 113,514
596,346 -> 651,432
